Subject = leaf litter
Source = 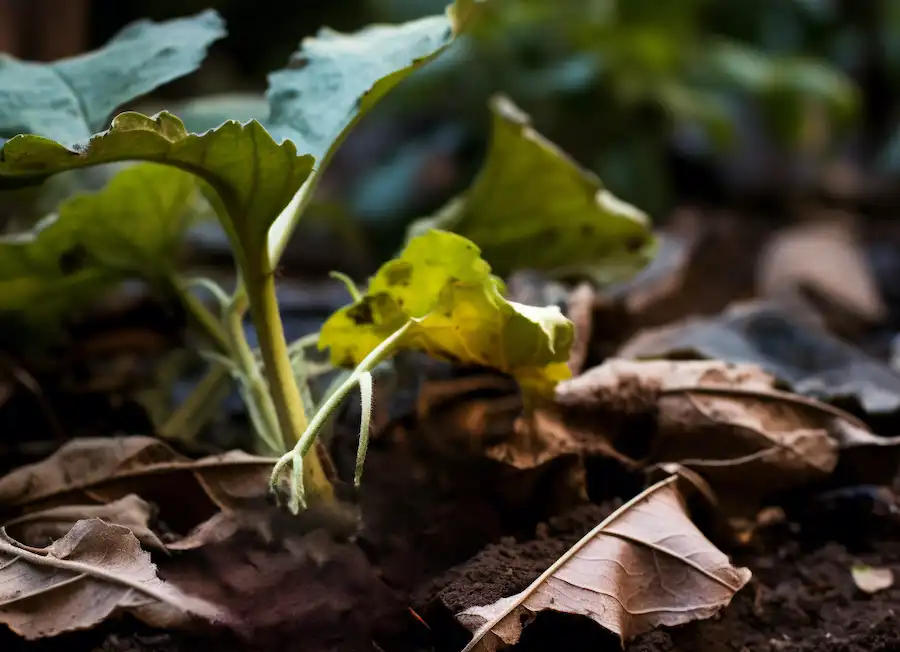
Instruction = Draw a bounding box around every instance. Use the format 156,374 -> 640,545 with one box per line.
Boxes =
457,474 -> 751,649
0,436 -> 276,550
0,518 -> 221,639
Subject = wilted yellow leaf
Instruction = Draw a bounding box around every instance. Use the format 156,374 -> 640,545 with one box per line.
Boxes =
319,229 -> 574,396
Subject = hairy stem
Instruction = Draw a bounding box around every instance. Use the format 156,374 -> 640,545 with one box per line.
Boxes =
224,290 -> 284,455
246,270 -> 333,502
271,320 -> 412,510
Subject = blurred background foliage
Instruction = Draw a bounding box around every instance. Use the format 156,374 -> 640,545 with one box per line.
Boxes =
10,0 -> 900,262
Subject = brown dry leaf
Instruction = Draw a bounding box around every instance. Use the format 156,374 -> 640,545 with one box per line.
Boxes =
3,494 -> 167,552
0,518 -> 222,639
457,474 -> 751,649
617,300 -> 900,415
554,359 -> 900,514
756,214 -> 885,330
851,564 -> 894,594
0,436 -> 276,549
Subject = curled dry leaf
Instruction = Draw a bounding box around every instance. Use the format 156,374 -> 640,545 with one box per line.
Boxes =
554,359 -> 900,515
0,436 -> 276,549
617,300 -> 900,415
0,518 -> 222,639
3,494 -> 166,552
457,475 -> 751,649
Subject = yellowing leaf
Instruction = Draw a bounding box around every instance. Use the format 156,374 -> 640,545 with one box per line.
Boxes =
408,95 -> 655,282
319,229 -> 573,396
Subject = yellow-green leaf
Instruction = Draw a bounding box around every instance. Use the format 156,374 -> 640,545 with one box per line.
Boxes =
407,95 -> 655,283
0,163 -> 199,330
0,112 -> 314,274
319,229 -> 573,396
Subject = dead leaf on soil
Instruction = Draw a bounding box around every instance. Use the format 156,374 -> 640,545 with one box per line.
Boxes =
457,474 -> 751,649
552,359 -> 900,514
0,436 -> 276,549
0,518 -> 222,639
756,214 -> 886,332
3,493 -> 166,552
618,300 -> 900,415
851,564 -> 894,594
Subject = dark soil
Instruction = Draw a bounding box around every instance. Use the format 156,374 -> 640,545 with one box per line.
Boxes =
4,315 -> 900,652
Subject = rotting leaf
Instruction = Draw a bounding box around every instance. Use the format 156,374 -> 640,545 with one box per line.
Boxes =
318,229 -> 574,396
0,163 -> 201,327
264,0 -> 485,262
618,300 -> 900,415
554,359 -> 900,515
851,564 -> 894,594
0,11 -> 226,147
406,95 -> 655,282
3,494 -> 167,553
457,474 -> 751,649
0,112 -> 314,275
0,436 -> 276,548
0,518 -> 221,639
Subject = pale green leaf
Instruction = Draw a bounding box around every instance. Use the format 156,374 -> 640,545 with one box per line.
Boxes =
319,229 -> 573,396
0,163 -> 200,327
265,0 -> 484,262
267,0 -> 480,162
0,10 -> 226,148
0,112 -> 314,273
407,95 -> 656,284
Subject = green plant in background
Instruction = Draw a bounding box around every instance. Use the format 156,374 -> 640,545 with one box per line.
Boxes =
368,0 -> 859,214
0,0 -> 654,511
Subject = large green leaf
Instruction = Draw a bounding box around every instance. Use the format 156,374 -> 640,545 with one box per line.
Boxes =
0,163 -> 199,328
0,112 -> 314,273
407,95 -> 656,284
264,0 -> 483,262
0,10 -> 226,148
319,229 -> 573,396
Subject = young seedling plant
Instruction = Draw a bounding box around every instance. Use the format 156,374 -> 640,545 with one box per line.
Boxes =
0,0 -> 654,513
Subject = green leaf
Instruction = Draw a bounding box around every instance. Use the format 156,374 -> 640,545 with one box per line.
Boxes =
0,112 -> 314,273
406,95 -> 656,284
264,0 -> 484,263
0,10 -> 226,148
319,229 -> 573,396
267,0 -> 479,161
0,163 -> 200,328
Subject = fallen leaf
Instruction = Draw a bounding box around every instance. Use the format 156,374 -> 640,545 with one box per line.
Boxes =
618,300 -> 900,415
406,95 -> 655,282
3,494 -> 166,552
319,229 -> 574,396
851,564 -> 894,594
756,214 -> 885,329
0,436 -> 276,547
0,518 -> 221,639
554,359 -> 900,514
457,474 -> 751,648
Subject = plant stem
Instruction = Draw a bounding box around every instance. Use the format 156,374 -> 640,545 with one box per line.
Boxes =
170,277 -> 231,354
246,270 -> 334,502
224,290 -> 284,455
